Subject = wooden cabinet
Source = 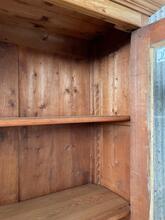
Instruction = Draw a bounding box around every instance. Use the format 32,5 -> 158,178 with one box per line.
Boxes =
0,1 -> 164,220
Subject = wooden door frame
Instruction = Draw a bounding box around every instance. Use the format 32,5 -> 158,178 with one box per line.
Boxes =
130,18 -> 165,220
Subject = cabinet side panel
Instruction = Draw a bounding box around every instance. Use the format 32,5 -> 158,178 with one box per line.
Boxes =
0,43 -> 19,204
91,44 -> 130,200
101,125 -> 130,200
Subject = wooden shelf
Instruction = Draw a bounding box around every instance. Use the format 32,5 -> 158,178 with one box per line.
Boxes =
0,116 -> 130,127
0,184 -> 130,220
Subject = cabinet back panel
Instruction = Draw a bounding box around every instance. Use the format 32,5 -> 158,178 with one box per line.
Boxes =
19,125 -> 92,201
19,48 -> 90,116
0,42 -> 92,204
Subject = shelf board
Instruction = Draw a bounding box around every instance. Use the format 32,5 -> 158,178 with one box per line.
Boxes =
0,184 -> 130,220
0,116 -> 130,127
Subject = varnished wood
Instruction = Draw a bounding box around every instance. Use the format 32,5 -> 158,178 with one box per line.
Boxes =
0,184 -> 130,220
0,116 -> 130,127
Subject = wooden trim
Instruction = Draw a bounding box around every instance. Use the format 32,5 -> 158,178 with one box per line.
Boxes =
47,0 -> 145,31
111,0 -> 164,16
0,116 -> 130,127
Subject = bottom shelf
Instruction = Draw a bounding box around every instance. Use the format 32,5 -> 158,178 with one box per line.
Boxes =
0,184 -> 130,220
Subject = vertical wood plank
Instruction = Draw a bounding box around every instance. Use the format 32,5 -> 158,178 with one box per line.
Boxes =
0,43 -> 18,116
19,125 -> 91,201
130,28 -> 150,220
91,44 -> 130,200
114,44 -> 130,115
101,125 -> 130,200
0,128 -> 19,205
18,47 -> 91,200
0,42 -> 19,205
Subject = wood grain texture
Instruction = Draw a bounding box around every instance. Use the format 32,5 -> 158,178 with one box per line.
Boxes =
0,0 -> 113,40
111,0 -> 165,16
0,128 -> 19,205
19,47 -> 90,116
19,125 -> 92,201
0,184 -> 130,220
0,43 -> 18,117
0,116 -> 130,127
0,42 -> 93,204
18,46 -> 93,200
44,0 -> 144,30
91,43 -> 130,201
130,18 -> 165,220
130,25 -> 150,220
91,44 -> 130,116
0,43 -> 19,205
0,23 -> 89,58
101,125 -> 130,201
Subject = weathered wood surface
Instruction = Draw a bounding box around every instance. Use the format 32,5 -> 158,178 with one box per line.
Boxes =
0,0 -> 113,39
0,184 -> 130,220
130,18 -> 165,220
90,44 -> 130,200
19,125 -> 92,201
0,116 -> 130,127
0,23 -> 89,58
0,43 -> 92,204
112,0 -> 165,16
0,43 -> 19,205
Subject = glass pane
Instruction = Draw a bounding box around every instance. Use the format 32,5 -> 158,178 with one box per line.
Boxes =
153,46 -> 165,219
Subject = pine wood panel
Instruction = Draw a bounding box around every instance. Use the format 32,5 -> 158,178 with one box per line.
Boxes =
19,125 -> 92,201
0,42 -> 93,204
0,116 -> 130,127
130,18 -> 165,220
40,0 -> 144,30
0,0 -> 113,40
91,43 -> 130,201
130,27 -> 150,220
91,44 -> 130,116
0,43 -> 19,205
0,43 -> 18,117
111,0 -> 165,16
17,46 -> 93,200
19,48 -> 90,116
101,125 -> 130,200
0,184 -> 130,220
0,23 -> 89,58
0,128 -> 19,205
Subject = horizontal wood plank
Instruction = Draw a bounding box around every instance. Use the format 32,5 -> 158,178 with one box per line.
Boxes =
0,116 -> 130,127
0,184 -> 130,220
47,0 -> 144,30
111,0 -> 165,16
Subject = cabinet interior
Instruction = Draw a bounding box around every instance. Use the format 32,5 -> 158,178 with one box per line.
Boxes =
0,2 -> 131,219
